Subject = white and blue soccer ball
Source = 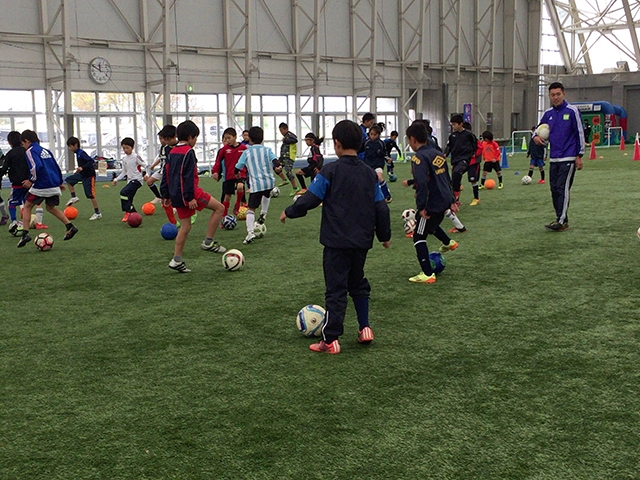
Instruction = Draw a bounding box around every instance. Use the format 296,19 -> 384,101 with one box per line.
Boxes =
271,186 -> 280,198
401,209 -> 416,222
222,214 -> 237,230
404,218 -> 417,235
521,175 -> 532,185
253,223 -> 267,238
296,305 -> 326,337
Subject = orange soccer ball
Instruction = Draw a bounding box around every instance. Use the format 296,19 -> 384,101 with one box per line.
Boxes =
142,202 -> 155,216
484,179 -> 496,190
64,206 -> 78,220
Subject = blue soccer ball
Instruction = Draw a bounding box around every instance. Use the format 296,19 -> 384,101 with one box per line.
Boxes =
388,173 -> 398,182
161,222 -> 178,240
429,252 -> 446,274
222,214 -> 237,230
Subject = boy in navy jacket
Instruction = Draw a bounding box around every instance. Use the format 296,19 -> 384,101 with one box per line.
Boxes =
281,120 -> 391,354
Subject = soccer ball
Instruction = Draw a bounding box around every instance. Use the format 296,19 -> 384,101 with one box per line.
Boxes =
485,178 -> 496,189
536,123 -> 550,140
253,222 -> 267,238
34,232 -> 54,251
401,209 -> 416,222
237,206 -> 248,220
271,186 -> 280,198
160,222 -> 178,240
521,175 -> 532,185
222,214 -> 237,230
9,221 -> 23,236
142,202 -> 155,215
404,218 -> 417,235
64,206 -> 78,220
388,173 -> 398,182
296,304 -> 326,337
429,251 -> 446,273
127,212 -> 143,227
222,248 -> 245,271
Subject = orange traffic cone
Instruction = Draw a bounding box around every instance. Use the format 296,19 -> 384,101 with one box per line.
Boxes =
620,135 -> 626,150
634,139 -> 640,160
589,142 -> 596,160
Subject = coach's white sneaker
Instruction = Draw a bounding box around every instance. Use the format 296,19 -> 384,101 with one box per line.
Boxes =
243,232 -> 256,244
66,197 -> 80,206
89,213 -> 103,220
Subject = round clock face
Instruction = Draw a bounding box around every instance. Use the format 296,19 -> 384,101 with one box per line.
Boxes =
89,57 -> 112,84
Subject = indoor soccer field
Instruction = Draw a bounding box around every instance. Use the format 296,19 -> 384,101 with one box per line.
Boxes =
1,149 -> 639,478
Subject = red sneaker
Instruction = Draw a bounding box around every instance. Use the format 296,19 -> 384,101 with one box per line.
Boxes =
538,179 -> 546,184
358,327 -> 374,344
35,223 -> 49,230
121,212 -> 130,223
309,339 -> 341,354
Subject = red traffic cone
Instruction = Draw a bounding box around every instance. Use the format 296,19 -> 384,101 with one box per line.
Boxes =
620,135 -> 626,150
589,142 -> 596,160
634,139 -> 640,161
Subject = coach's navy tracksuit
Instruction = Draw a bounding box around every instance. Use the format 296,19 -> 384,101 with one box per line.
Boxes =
285,155 -> 391,343
538,100 -> 585,224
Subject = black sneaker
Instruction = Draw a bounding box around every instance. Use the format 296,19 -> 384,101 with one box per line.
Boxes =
256,213 -> 266,225
545,221 -> 568,231
17,233 -> 32,248
64,225 -> 79,240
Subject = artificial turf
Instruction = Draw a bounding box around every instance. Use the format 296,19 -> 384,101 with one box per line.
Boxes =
1,149 -> 640,479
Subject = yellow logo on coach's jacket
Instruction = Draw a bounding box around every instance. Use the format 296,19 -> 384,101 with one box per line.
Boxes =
433,155 -> 446,168
411,155 -> 420,165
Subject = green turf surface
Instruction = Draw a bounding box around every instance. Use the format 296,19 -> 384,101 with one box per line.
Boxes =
2,150 -> 640,479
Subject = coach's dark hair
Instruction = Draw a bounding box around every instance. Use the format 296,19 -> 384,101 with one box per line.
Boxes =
67,136 -> 80,147
549,81 -> 564,92
362,112 -> 375,123
248,126 -> 264,144
176,120 -> 200,141
158,125 -> 176,139
332,120 -> 362,150
223,127 -> 237,137
7,131 -> 21,148
120,137 -> 135,147
21,130 -> 39,143
406,122 -> 428,143
450,114 -> 464,124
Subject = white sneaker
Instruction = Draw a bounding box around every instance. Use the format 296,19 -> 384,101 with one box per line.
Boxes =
66,197 -> 80,206
151,197 -> 162,204
169,259 -> 191,273
89,213 -> 103,220
243,232 -> 256,244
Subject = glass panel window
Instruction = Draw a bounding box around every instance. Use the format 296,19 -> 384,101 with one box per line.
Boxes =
72,92 -> 96,112
170,94 -> 186,112
188,94 -> 218,112
14,116 -> 34,134
34,90 -> 46,113
376,97 -> 397,112
0,90 -> 33,112
357,97 -> 370,113
323,96 -> 346,112
99,93 -> 134,113
233,95 -> 246,113
300,96 -> 313,113
251,95 -> 261,112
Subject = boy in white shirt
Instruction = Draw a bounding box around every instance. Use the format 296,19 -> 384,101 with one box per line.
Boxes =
112,137 -> 147,222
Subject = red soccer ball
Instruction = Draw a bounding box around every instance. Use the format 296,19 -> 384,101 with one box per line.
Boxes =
127,212 -> 143,228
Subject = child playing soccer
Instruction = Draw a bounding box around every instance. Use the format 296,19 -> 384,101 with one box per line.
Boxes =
0,131 -> 29,233
526,126 -> 547,184
65,136 -> 102,220
147,125 -> 178,224
479,130 -> 503,189
234,126 -> 278,244
444,115 -> 477,205
160,120 -> 226,273
384,130 -> 403,176
112,137 -> 147,222
274,123 -> 300,195
294,133 -> 324,193
281,120 -> 391,354
406,122 -> 459,284
212,127 -> 248,218
17,130 -> 78,247
359,124 -> 393,202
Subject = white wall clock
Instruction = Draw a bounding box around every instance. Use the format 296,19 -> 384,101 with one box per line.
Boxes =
89,57 -> 112,84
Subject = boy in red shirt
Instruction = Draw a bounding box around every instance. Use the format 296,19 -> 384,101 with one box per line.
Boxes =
211,127 -> 248,217
160,120 -> 226,273
479,130 -> 503,189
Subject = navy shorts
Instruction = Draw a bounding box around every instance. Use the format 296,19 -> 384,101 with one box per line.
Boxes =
530,158 -> 545,168
66,173 -> 96,199
248,189 -> 271,209
8,187 -> 28,207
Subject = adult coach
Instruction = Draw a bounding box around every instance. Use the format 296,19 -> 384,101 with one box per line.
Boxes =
534,82 -> 584,231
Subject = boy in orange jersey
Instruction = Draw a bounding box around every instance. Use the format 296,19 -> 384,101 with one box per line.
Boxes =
479,130 -> 503,189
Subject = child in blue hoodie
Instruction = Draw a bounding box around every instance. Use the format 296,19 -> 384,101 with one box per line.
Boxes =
17,130 -> 78,248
